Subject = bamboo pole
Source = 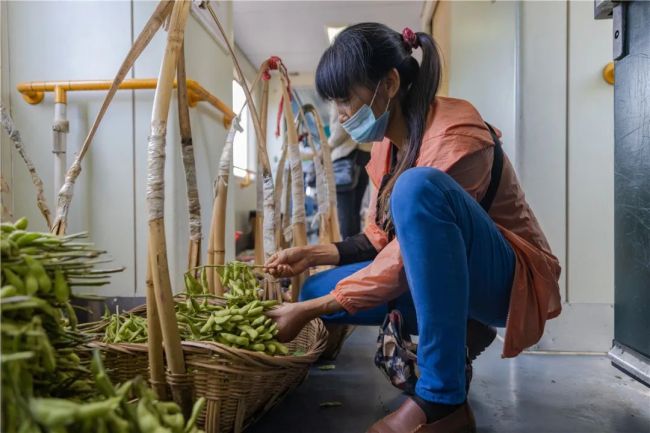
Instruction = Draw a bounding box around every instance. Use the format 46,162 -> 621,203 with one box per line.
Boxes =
281,152 -> 292,250
278,72 -> 309,301
303,104 -> 341,242
274,143 -> 288,250
207,117 -> 241,295
254,78 -> 270,265
202,4 -> 276,262
51,0 -> 173,235
145,0 -> 191,413
176,43 -> 202,272
145,256 -> 167,400
0,105 -> 52,229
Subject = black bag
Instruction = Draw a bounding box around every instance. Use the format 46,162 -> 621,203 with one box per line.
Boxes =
373,122 -> 504,392
332,151 -> 361,192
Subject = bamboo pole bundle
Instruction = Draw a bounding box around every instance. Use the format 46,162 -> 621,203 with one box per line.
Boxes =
145,0 -> 192,414
276,68 -> 309,301
51,0 -> 173,235
202,4 -> 276,264
176,43 -> 202,272
0,105 -> 52,229
302,104 -> 341,243
294,106 -> 332,245
206,117 -> 241,295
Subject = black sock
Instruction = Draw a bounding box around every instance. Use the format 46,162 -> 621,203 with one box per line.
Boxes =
412,395 -> 462,423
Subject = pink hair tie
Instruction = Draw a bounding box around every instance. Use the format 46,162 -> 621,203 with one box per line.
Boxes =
402,27 -> 420,52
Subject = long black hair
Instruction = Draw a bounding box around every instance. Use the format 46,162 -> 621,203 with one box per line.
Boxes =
315,23 -> 441,234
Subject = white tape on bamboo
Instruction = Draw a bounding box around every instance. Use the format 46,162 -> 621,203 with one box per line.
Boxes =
274,143 -> 288,248
0,105 -> 52,229
286,142 -> 306,230
262,174 -> 277,257
218,117 -> 241,177
281,158 -> 292,245
146,130 -> 167,220
177,44 -> 202,246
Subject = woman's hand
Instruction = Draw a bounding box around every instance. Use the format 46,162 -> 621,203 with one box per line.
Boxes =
265,302 -> 310,343
264,247 -> 312,278
264,244 -> 340,278
266,294 -> 344,343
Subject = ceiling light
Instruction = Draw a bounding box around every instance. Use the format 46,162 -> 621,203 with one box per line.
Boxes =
326,26 -> 346,44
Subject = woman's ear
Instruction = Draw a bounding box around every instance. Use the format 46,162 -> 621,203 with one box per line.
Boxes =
385,68 -> 401,99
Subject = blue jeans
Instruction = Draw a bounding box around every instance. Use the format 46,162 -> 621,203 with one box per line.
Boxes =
300,167 -> 515,404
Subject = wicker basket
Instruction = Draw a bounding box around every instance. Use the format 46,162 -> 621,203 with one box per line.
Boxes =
90,310 -> 328,433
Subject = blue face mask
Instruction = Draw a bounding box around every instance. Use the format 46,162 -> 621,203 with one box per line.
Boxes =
341,81 -> 391,143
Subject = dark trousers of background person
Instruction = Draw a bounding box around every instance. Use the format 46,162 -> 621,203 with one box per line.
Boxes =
335,150 -> 371,239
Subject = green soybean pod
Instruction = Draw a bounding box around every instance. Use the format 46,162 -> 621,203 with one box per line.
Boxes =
234,336 -> 250,346
184,398 -> 206,433
0,285 -> 17,298
0,239 -> 14,257
274,342 -> 290,355
200,316 -> 216,334
162,413 -> 185,431
213,308 -> 231,317
221,333 -> 239,343
28,398 -> 79,427
230,314 -> 244,322
1,222 -> 16,233
238,303 -> 252,315
8,229 -> 26,242
238,324 -> 258,340
214,314 -> 231,325
65,302 -> 78,329
251,343 -> 266,352
261,300 -> 279,308
37,273 -> 52,293
200,267 -> 209,292
14,217 -> 28,230
16,232 -> 43,247
247,306 -> 264,317
53,269 -> 70,303
25,272 -> 39,295
3,268 -> 25,292
251,315 -> 266,327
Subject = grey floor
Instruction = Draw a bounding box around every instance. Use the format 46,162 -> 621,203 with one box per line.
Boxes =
248,327 -> 650,433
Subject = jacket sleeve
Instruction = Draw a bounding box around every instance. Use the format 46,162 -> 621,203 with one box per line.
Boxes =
332,238 -> 408,314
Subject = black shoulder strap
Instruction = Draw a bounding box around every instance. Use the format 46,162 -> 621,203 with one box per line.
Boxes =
479,122 -> 504,213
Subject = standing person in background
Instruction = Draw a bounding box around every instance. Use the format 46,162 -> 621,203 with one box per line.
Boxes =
329,103 -> 372,239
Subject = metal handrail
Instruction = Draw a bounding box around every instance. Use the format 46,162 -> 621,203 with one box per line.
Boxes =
16,78 -> 235,127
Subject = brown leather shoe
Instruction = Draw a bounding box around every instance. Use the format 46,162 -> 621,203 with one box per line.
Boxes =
366,398 -> 476,433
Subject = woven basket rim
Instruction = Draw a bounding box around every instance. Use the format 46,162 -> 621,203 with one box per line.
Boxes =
89,315 -> 328,369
